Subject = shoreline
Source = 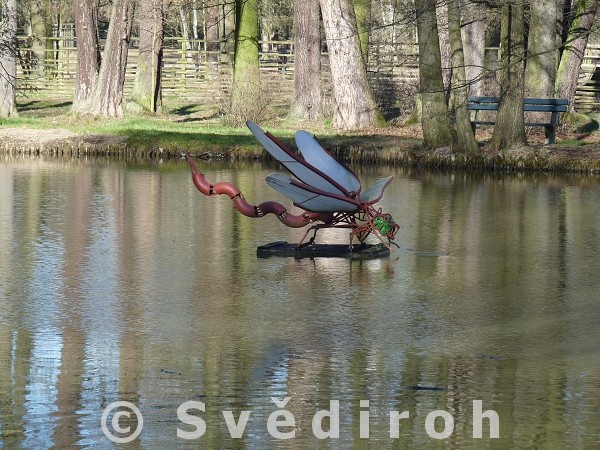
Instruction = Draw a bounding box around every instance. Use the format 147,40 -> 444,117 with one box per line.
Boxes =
2,126 -> 600,174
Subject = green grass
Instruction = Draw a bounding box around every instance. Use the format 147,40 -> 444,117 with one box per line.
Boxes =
556,139 -> 587,147
6,98 -> 304,153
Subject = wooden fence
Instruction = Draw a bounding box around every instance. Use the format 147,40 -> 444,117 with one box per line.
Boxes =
15,36 -> 420,117
15,37 -> 600,114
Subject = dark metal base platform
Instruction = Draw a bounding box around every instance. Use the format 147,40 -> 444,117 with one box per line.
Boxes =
256,241 -> 390,260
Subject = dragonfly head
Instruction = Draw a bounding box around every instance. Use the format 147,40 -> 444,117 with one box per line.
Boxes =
372,210 -> 399,241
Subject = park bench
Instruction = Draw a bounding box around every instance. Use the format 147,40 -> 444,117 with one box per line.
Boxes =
467,96 -> 569,144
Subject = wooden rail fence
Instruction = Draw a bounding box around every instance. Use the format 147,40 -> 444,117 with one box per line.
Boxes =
15,37 -> 600,114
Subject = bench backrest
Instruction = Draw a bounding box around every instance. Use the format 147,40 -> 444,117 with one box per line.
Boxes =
468,96 -> 568,112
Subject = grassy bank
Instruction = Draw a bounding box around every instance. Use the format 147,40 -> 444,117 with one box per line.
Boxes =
2,99 -> 600,173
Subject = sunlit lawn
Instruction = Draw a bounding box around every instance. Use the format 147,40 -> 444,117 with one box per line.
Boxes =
6,98 -> 301,152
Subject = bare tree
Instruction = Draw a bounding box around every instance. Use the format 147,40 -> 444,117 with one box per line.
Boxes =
229,0 -> 261,123
73,0 -> 135,117
0,0 -> 18,117
354,0 -> 371,62
72,0 -> 100,112
525,0 -> 557,98
489,1 -> 526,151
131,0 -> 169,112
319,0 -> 383,130
289,0 -> 321,119
204,0 -> 220,63
555,0 -> 598,110
461,0 -> 486,97
448,0 -> 478,152
415,0 -> 454,148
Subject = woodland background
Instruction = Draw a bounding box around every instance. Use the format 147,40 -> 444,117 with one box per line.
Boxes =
2,0 -> 600,152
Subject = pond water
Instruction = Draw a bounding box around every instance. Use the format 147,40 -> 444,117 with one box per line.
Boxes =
0,156 -> 599,449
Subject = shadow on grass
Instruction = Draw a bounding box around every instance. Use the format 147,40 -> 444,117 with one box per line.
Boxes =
17,100 -> 73,117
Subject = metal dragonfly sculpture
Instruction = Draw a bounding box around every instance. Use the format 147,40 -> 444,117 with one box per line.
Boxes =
185,121 -> 399,249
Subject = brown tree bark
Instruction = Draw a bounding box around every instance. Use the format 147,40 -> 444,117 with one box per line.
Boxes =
460,1 -> 485,97
289,0 -> 321,119
415,0 -> 454,148
71,0 -> 100,113
555,0 -> 598,110
448,0 -> 478,153
229,0 -> 260,123
319,0 -> 383,130
436,4 -> 451,102
75,0 -> 135,117
354,0 -> 371,63
490,2 -> 526,151
525,0 -> 557,98
131,0 -> 168,112
204,0 -> 220,63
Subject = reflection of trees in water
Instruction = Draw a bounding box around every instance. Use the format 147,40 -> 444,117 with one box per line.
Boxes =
1,161 -> 600,446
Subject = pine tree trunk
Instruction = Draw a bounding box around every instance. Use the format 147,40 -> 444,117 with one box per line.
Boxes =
415,0 -> 454,148
289,0 -> 321,119
77,0 -> 135,117
72,0 -> 100,112
555,0 -> 597,109
319,0 -> 383,130
131,0 -> 167,112
0,0 -> 18,117
490,2 -> 526,151
448,0 -> 478,153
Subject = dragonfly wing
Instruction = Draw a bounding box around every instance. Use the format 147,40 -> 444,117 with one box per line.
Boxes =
247,121 -> 347,196
359,176 -> 394,204
295,130 -> 361,195
266,174 -> 360,213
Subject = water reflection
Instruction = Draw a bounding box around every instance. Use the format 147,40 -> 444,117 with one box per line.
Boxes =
0,156 -> 599,448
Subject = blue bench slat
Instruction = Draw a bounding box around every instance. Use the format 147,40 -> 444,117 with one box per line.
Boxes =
468,104 -> 500,110
523,98 -> 569,106
523,105 -> 568,113
468,96 -> 499,103
468,104 -> 568,112
468,96 -> 569,106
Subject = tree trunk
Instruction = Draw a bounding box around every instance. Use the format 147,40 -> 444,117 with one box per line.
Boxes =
448,0 -> 478,153
354,0 -> 371,63
461,1 -> 485,97
0,0 -> 18,117
289,0 -> 321,119
319,0 -> 383,130
72,0 -> 100,112
555,0 -> 598,110
28,0 -> 53,78
222,0 -> 237,62
131,0 -> 168,112
76,0 -> 135,117
490,2 -> 526,151
230,0 -> 260,122
436,4 -> 451,102
205,0 -> 220,63
415,0 -> 454,148
525,0 -> 557,98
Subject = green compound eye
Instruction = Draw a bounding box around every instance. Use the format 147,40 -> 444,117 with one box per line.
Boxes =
374,217 -> 393,235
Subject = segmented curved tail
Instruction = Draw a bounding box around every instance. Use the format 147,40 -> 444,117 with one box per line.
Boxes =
185,154 -> 333,228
